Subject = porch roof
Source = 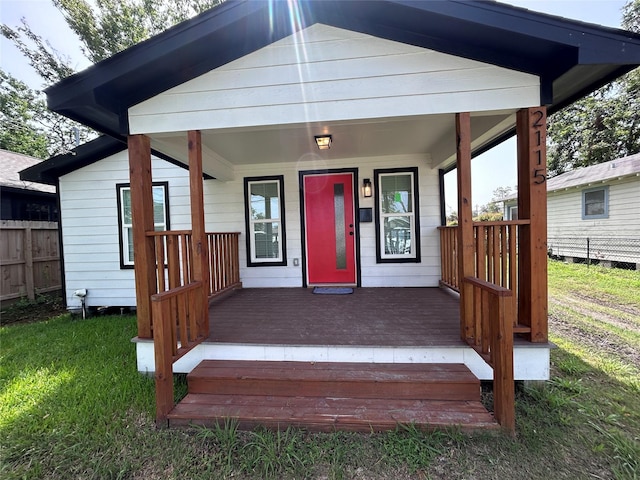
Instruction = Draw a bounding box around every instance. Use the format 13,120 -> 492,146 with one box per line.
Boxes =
45,0 -> 640,156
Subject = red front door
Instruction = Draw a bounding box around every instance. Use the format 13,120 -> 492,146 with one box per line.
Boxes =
304,173 -> 357,285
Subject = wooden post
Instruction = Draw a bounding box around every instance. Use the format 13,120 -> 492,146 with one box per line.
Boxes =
128,135 -> 157,339
152,296 -> 174,427
188,130 -> 210,338
456,113 -> 475,342
516,107 -> 548,343
491,294 -> 515,435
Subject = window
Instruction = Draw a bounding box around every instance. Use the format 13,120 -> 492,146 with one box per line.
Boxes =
508,206 -> 518,220
244,176 -> 287,266
116,182 -> 169,268
582,186 -> 609,219
374,168 -> 421,263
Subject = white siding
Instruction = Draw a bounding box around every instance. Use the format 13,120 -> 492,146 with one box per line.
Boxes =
547,176 -> 640,239
59,152 -> 191,309
129,24 -> 540,134
61,151 -> 443,308
546,176 -> 640,263
204,153 -> 442,289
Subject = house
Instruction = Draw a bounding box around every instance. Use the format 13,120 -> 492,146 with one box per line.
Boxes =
504,154 -> 640,269
21,0 -> 640,432
0,149 -> 57,222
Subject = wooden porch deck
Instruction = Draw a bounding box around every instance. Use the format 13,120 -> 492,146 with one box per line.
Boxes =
206,287 -> 463,347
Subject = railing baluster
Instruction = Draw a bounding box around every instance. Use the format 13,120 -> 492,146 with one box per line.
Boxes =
155,235 -> 165,293
492,225 -> 500,285
477,225 -> 487,282
500,225 -> 508,287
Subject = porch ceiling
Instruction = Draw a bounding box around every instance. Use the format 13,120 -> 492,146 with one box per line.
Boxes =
148,110 -> 516,179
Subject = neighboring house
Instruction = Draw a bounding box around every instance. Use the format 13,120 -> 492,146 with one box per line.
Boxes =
0,149 -> 57,221
21,0 -> 640,432
504,154 -> 640,268
0,150 -> 61,303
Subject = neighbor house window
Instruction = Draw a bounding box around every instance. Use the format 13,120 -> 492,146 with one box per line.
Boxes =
244,176 -> 287,266
508,206 -> 518,220
116,182 -> 169,268
374,168 -> 421,263
582,186 -> 609,219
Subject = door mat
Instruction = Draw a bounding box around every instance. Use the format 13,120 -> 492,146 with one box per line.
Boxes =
312,287 -> 354,295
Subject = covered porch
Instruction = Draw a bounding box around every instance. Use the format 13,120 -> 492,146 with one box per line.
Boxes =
129,107 -> 548,434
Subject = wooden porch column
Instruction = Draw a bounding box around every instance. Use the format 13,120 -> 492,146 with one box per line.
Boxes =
456,113 -> 474,341
188,130 -> 210,338
516,107 -> 548,342
128,134 -> 156,339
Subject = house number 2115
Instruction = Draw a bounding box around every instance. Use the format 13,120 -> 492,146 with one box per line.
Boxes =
532,109 -> 546,185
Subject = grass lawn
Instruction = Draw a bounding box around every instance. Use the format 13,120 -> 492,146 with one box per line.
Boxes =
1,260 -> 639,479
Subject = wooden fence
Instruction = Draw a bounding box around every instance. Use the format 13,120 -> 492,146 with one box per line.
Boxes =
0,220 -> 61,302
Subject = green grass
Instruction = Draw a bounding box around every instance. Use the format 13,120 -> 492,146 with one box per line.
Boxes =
1,261 -> 639,479
548,260 -> 640,307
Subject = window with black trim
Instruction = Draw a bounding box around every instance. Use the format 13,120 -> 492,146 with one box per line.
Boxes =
582,186 -> 609,219
116,182 -> 169,268
244,176 -> 287,266
374,168 -> 421,263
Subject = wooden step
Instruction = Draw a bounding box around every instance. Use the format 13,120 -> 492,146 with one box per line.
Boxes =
168,394 -> 498,432
168,360 -> 497,431
187,360 -> 480,401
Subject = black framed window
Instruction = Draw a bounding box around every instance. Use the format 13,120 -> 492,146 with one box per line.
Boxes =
116,182 -> 169,268
374,167 -> 421,263
244,176 -> 287,266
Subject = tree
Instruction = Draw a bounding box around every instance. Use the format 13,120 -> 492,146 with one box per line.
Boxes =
0,69 -> 94,157
1,0 -> 222,154
547,0 -> 640,176
0,70 -> 49,158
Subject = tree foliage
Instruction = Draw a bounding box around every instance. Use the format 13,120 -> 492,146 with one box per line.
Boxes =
52,0 -> 221,64
0,69 -> 93,157
1,0 -> 221,155
547,0 -> 640,176
0,70 -> 49,158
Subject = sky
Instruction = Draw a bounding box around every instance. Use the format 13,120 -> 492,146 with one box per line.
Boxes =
0,0 -> 629,209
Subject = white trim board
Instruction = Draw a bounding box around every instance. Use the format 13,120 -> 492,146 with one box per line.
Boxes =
134,340 -> 551,381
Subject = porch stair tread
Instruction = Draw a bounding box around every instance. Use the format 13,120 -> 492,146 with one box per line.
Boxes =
169,360 -> 498,431
168,394 -> 498,431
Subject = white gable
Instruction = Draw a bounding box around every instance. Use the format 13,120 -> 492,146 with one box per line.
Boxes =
129,24 -> 539,134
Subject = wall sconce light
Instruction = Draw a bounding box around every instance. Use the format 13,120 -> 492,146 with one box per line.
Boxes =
362,178 -> 372,198
314,135 -> 332,150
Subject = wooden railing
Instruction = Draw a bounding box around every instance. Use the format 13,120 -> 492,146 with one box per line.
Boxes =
207,232 -> 241,298
438,225 -> 459,290
439,221 -> 530,330
439,222 -> 527,433
146,230 -> 241,424
146,230 -> 241,299
148,230 -> 193,294
152,281 -> 204,425
464,276 -> 515,435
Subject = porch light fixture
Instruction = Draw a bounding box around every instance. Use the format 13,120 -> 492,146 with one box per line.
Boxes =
362,178 -> 372,198
314,135 -> 332,150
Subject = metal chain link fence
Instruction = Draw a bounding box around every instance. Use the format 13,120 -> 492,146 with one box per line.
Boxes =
547,236 -> 640,270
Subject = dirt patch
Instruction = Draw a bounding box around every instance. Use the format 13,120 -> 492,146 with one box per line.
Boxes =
549,311 -> 640,369
550,292 -> 640,335
0,294 -> 67,326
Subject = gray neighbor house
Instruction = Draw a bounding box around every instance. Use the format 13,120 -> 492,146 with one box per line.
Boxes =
504,153 -> 640,269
